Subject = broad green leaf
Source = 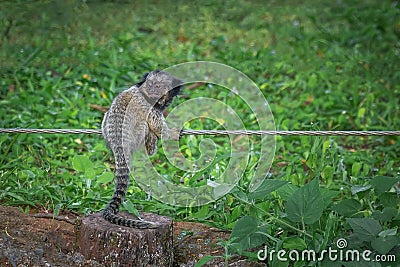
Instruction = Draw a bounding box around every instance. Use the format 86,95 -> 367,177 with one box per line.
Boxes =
231,216 -> 258,241
191,204 -> 211,220
372,207 -> 398,222
277,183 -> 299,201
213,183 -> 233,198
282,237 -> 307,250
321,165 -> 334,184
371,235 -> 399,254
286,179 -> 324,224
351,162 -> 362,177
378,227 -> 397,238
72,155 -> 93,172
72,155 -> 95,179
320,188 -> 339,209
370,176 -> 400,195
322,140 -> 331,154
248,179 -> 288,201
378,192 -> 399,208
357,107 -> 365,119
230,216 -> 265,251
97,172 -> 114,185
332,199 -> 362,217
346,218 -> 382,242
350,185 -> 371,195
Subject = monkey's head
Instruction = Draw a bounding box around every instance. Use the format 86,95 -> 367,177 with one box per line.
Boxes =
138,70 -> 182,109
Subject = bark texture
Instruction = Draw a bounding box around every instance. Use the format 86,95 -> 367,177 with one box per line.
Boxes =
77,212 -> 173,267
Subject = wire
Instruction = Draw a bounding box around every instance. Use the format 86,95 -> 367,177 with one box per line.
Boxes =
0,128 -> 102,135
0,128 -> 399,136
181,129 -> 400,136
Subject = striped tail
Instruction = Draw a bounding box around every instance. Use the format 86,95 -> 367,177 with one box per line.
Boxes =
102,205 -> 158,229
102,155 -> 158,229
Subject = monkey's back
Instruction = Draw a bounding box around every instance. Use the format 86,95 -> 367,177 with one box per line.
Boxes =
102,87 -> 152,164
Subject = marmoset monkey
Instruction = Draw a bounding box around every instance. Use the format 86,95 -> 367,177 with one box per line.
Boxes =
101,70 -> 182,228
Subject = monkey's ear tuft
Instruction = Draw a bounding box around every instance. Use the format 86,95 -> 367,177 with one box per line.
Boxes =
135,72 -> 150,87
136,70 -> 162,87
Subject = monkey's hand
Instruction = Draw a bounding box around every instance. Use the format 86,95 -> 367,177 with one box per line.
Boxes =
162,127 -> 181,141
161,128 -> 181,141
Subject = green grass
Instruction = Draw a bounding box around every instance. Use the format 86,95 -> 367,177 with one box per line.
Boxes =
1,1 -> 400,266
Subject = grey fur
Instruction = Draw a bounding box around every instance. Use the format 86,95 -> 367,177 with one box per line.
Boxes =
101,70 -> 182,228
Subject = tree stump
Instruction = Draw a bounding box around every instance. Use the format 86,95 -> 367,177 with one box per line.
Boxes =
77,212 -> 173,267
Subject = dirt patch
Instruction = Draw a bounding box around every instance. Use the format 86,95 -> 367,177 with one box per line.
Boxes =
0,206 -> 265,266
0,206 -> 93,266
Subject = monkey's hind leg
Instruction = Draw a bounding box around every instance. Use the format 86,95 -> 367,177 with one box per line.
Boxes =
145,132 -> 159,155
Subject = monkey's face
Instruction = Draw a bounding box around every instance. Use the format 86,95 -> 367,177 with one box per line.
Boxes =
139,70 -> 182,109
